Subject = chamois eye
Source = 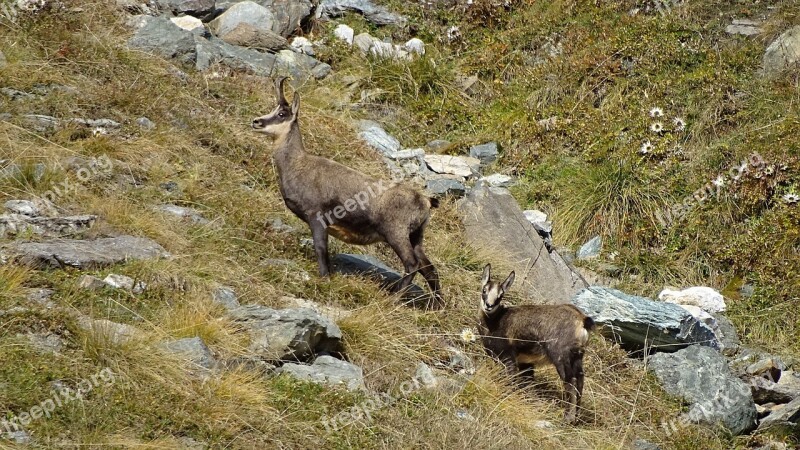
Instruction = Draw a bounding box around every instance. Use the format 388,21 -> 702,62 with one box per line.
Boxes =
278,112 -> 285,117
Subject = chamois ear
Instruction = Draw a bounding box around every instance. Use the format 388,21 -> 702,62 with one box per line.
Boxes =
500,271 -> 515,294
291,93 -> 300,117
481,264 -> 491,287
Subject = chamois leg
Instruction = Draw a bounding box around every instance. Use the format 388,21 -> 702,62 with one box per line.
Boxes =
572,353 -> 585,409
385,233 -> 420,296
554,359 -> 579,424
309,220 -> 331,276
410,227 -> 443,307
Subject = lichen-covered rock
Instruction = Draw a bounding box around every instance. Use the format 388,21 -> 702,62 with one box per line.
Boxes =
649,345 -> 757,435
317,0 -> 406,26
459,185 -> 587,304
2,235 -> 170,269
278,355 -> 364,390
762,26 -> 800,76
229,305 -> 343,361
572,287 -> 719,352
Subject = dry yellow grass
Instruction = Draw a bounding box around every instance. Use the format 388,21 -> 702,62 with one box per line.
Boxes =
2,1 -> 794,448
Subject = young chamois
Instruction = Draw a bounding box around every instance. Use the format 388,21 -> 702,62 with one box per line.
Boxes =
252,77 -> 443,306
477,264 -> 595,423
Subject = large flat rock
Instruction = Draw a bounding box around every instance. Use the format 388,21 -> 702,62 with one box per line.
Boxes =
458,185 -> 587,304
1,235 -> 170,269
573,287 -> 719,352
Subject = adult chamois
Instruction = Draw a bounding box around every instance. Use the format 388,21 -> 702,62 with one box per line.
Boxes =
478,264 -> 595,423
252,77 -> 443,307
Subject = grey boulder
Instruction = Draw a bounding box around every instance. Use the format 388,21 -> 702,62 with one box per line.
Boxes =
469,142 -> 498,166
0,214 -> 96,239
648,345 -> 757,435
762,26 -> 800,77
209,1 -> 275,37
278,355 -> 364,391
572,287 -> 719,352
426,178 -> 466,198
758,396 -> 800,431
459,185 -> 587,304
156,0 -> 216,18
229,305 -> 343,361
317,0 -> 406,26
218,23 -> 287,51
1,235 -> 170,269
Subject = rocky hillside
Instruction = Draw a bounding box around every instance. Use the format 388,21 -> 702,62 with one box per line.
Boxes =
1,0 -> 799,448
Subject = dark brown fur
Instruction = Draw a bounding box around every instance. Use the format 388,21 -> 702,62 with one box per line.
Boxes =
477,264 -> 595,423
252,78 -> 442,306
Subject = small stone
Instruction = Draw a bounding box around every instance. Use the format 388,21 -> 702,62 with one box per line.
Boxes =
577,236 -> 602,260
523,209 -> 548,224
162,336 -> 216,370
136,117 -> 156,130
426,139 -> 451,152
278,355 -> 364,391
415,362 -> 438,388
479,173 -> 514,187
746,356 -> 786,381
21,332 -> 64,354
333,23 -> 354,45
658,286 -> 726,314
290,36 -> 314,56
469,142 -> 499,165
77,317 -> 142,345
212,286 -> 240,311
208,1 -> 275,37
424,154 -> 480,178
388,148 -> 425,160
4,200 -> 41,217
358,120 -> 401,156
726,19 -> 763,36
533,420 -> 554,429
426,178 -> 466,198
170,16 -> 204,32
311,63 -> 332,80
78,275 -> 107,291
219,23 -> 287,51
404,38 -> 425,56
103,273 -> 146,294
353,32 -> 377,53
632,439 -> 662,450
156,204 -> 209,225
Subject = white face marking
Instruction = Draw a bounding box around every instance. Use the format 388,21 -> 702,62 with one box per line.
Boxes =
481,284 -> 502,313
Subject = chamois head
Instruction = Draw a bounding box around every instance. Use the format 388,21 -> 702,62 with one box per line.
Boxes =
252,77 -> 300,138
480,264 -> 515,316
